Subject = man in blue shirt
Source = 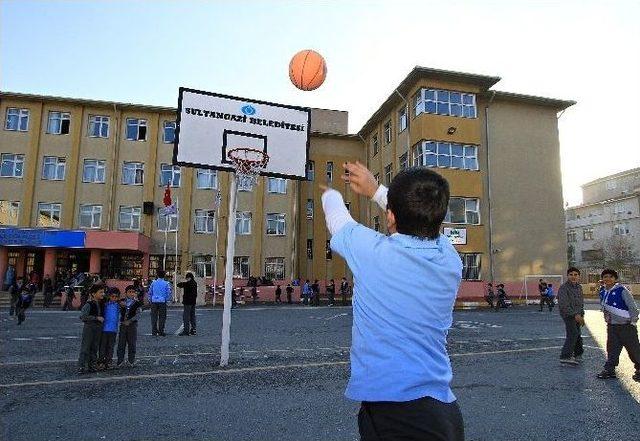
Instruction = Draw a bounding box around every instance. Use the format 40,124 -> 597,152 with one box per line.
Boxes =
322,161 -> 464,441
148,270 -> 172,336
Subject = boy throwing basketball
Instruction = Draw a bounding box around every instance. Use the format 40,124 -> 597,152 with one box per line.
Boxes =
321,161 -> 464,441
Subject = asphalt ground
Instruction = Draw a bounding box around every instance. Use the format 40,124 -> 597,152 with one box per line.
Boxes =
1,304 -> 639,441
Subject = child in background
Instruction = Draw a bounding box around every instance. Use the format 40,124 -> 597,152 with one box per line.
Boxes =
15,288 -> 34,325
98,288 -> 121,369
545,284 -> 555,312
117,285 -> 143,367
78,284 -> 105,374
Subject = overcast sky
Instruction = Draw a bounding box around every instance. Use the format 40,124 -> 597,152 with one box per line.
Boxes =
2,0 -> 638,205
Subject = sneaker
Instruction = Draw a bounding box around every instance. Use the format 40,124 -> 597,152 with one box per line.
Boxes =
178,332 -> 190,336
560,358 -> 579,366
77,368 -> 87,375
152,332 -> 158,336
574,355 -> 583,364
190,330 -> 196,335
116,361 -> 124,368
632,372 -> 640,382
596,370 -> 617,379
159,332 -> 166,337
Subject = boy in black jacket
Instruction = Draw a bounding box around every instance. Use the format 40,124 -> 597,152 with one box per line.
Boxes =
15,289 -> 34,325
177,272 -> 198,335
117,285 -> 143,367
78,284 -> 105,374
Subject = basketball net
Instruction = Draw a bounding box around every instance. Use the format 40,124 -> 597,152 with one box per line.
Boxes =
227,147 -> 270,190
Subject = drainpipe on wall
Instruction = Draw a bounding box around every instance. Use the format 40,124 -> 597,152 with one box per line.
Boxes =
107,103 -> 119,231
485,91 -> 497,283
394,89 -> 411,166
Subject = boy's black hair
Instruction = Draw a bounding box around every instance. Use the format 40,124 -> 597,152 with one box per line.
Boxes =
89,284 -> 105,295
567,267 -> 581,275
487,283 -> 493,287
157,269 -> 166,279
125,285 -> 137,293
387,167 -> 450,239
185,272 -> 194,280
497,284 -> 504,288
548,284 -> 553,287
601,268 -> 619,279
108,287 -> 121,297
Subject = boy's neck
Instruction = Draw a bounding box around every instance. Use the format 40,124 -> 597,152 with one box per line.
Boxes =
604,282 -> 616,290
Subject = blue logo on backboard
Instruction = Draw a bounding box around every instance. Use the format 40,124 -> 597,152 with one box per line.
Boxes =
241,105 -> 256,116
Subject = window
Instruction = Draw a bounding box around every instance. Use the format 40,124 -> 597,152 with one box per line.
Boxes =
238,176 -> 253,191
163,121 -> 176,144
233,256 -> 250,279
582,228 -> 594,241
414,88 -> 476,118
235,211 -> 252,235
613,202 -> 626,214
306,161 -> 315,181
306,199 -> 314,219
126,118 -> 147,141
42,156 -> 66,181
78,204 -> 102,229
267,177 -> 287,194
122,162 -> 144,185
460,253 -> 481,280
306,239 -> 313,259
398,107 -> 407,132
413,141 -> 478,170
567,230 -> 577,243
47,111 -> 71,135
0,153 -> 25,178
196,169 -> 217,189
82,159 -> 106,183
384,120 -> 392,144
266,213 -> 286,235
613,223 -> 630,236
582,249 -> 604,262
384,164 -> 392,186
399,153 -> 408,170
193,255 -> 214,278
374,173 -> 379,184
372,134 -> 379,156
264,257 -> 285,280
37,203 -> 61,227
606,180 -> 617,190
194,209 -> 216,233
160,164 -> 181,187
89,115 -> 110,138
445,198 -> 480,224
326,240 -> 332,260
5,108 -> 29,131
119,206 -> 142,231
326,161 -> 334,183
373,216 -> 380,232
157,208 -> 178,232
103,253 -> 143,280
0,201 -> 20,225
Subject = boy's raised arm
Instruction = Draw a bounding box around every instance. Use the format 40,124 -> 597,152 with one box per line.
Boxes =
321,188 -> 355,236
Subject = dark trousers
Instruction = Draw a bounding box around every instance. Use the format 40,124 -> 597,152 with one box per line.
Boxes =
78,323 -> 102,369
539,296 -> 554,311
117,322 -> 138,364
560,316 -> 584,359
342,291 -> 347,306
328,291 -> 335,305
16,307 -> 27,324
9,294 -> 19,315
150,302 -> 167,334
312,292 -> 320,306
99,331 -> 117,365
359,397 -> 464,441
43,290 -> 54,308
604,323 -> 640,373
183,304 -> 196,333
286,293 -> 292,304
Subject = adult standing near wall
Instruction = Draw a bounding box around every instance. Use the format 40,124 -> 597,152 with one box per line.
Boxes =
340,277 -> 349,306
42,274 -> 54,308
558,267 -> 584,365
148,270 -> 172,336
177,272 -> 198,336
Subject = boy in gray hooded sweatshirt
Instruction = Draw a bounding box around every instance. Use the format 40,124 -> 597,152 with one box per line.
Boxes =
558,267 -> 584,365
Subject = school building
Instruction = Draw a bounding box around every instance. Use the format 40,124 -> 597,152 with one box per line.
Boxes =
0,66 -> 574,298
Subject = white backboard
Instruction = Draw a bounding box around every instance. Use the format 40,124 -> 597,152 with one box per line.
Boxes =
174,88 -> 310,180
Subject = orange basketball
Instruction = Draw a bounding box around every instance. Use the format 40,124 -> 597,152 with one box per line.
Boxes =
289,49 -> 327,91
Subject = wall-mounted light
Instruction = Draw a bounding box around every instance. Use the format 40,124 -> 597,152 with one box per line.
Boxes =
447,127 -> 457,135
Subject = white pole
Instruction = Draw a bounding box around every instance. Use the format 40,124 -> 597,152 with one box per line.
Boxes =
163,214 -> 168,271
220,176 -> 238,367
212,190 -> 221,307
174,198 -> 179,302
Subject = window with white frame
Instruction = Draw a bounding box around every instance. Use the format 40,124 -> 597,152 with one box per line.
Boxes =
126,118 -> 147,141
460,253 -> 481,280
42,156 -> 66,181
306,161 -> 315,181
233,256 -> 250,278
160,164 -> 181,187
372,134 -> 379,156
196,169 -> 218,189
582,228 -> 594,241
414,89 -> 476,118
119,206 -> 142,231
78,204 -> 102,229
163,121 -> 176,144
89,115 -> 110,138
192,255 -> 214,278
122,162 -> 144,185
266,213 -> 286,235
82,159 -> 106,183
235,211 -> 252,235
194,209 -> 216,233
306,239 -> 313,259
398,107 -> 407,132
0,201 -> 20,225
384,163 -> 392,186
399,153 -> 408,170
413,141 -> 478,170
384,120 -> 392,144
373,216 -> 380,232
326,162 -> 333,183
37,203 -> 61,227
445,198 -> 480,224
613,202 -> 627,214
267,177 -> 287,194
613,223 -> 630,236
264,257 -> 285,280
306,199 -> 314,219
238,175 -> 253,191
5,108 -> 29,131
47,111 -> 71,135
606,180 -> 617,190
157,208 -> 178,231
1,153 -> 25,178
567,230 -> 577,243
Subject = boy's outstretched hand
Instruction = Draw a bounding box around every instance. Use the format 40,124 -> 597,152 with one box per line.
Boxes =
342,161 -> 378,198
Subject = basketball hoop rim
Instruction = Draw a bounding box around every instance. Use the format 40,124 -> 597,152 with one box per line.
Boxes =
227,147 -> 270,166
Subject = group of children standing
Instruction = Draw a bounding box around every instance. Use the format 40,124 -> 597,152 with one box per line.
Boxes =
484,283 -> 511,310
77,284 -> 143,374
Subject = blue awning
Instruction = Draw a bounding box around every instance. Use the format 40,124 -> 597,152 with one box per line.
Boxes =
0,228 -> 86,248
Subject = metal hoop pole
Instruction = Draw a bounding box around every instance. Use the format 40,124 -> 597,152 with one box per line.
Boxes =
219,175 -> 238,367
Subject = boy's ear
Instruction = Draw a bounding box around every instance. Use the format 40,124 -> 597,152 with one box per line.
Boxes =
386,209 -> 397,233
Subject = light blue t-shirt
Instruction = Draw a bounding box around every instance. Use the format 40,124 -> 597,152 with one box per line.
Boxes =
331,221 -> 462,403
